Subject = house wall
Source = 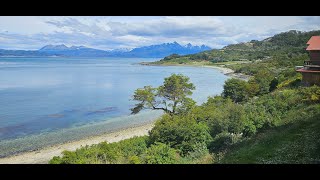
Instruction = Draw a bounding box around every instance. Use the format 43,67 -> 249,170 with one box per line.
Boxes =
301,72 -> 320,86
309,51 -> 320,65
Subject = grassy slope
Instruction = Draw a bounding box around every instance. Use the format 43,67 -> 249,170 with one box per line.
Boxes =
219,107 -> 320,164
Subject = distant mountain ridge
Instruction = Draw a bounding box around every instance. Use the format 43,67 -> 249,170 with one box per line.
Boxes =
0,42 -> 211,58
38,44 -> 109,57
126,42 -> 211,58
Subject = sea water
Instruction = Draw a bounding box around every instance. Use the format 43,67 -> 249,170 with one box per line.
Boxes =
0,57 -> 229,157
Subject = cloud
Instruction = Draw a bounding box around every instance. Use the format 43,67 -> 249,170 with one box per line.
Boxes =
106,16 -> 227,37
0,16 -> 319,50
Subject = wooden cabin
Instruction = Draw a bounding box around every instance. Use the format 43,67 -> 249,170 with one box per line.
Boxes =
296,36 -> 320,86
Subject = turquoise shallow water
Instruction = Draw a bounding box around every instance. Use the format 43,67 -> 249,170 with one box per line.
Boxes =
0,57 -> 229,157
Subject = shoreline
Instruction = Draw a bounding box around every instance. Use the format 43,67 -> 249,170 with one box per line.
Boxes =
139,62 -> 251,81
0,122 -> 154,164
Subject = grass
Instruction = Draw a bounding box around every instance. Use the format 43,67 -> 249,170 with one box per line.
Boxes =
219,109 -> 320,164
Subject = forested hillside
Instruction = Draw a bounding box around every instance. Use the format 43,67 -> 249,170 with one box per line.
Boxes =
152,30 -> 320,64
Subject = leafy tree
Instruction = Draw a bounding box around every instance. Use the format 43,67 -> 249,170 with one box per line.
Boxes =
131,74 -> 195,115
222,78 -> 248,103
175,97 -> 196,115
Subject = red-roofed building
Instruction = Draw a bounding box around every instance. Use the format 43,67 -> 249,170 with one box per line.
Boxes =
296,36 -> 320,86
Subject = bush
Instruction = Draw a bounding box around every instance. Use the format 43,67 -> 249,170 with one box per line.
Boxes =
149,114 -> 212,156
209,132 -> 243,152
301,85 -> 320,104
277,74 -> 302,89
128,155 -> 141,164
144,142 -> 178,164
186,142 -> 210,160
196,96 -> 246,137
49,136 -> 149,164
179,142 -> 213,164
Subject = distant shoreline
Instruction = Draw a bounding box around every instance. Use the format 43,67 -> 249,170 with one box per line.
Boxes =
139,62 -> 251,81
0,56 -> 62,58
0,122 -> 154,164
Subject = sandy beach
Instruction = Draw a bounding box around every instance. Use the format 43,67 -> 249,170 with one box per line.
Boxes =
202,65 -> 251,81
0,123 -> 154,164
201,65 -> 234,74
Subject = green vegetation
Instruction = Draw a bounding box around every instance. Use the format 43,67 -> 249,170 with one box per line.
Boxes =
219,105 -> 320,164
131,74 -> 195,115
50,136 -> 149,164
223,78 -> 254,103
153,30 -> 320,66
50,30 -> 320,164
149,114 -> 212,155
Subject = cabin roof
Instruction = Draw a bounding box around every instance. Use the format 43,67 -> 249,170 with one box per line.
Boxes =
306,36 -> 320,51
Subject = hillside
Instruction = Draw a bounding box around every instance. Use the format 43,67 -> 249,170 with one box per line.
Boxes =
219,107 -> 320,164
152,30 -> 320,65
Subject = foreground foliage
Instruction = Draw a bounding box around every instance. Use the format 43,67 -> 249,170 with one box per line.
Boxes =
50,84 -> 320,164
219,105 -> 320,164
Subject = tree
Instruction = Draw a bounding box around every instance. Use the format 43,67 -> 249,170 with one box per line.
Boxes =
222,78 -> 248,103
131,74 -> 196,115
163,53 -> 180,61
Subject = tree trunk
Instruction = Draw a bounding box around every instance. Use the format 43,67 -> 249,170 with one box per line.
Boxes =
172,101 -> 178,114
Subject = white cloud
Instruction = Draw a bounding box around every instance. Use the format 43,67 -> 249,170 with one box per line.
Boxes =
0,16 -> 319,50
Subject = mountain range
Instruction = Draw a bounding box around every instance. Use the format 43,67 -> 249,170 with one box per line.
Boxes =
0,42 -> 211,58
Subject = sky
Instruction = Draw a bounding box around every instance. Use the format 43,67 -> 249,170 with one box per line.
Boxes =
0,16 -> 319,50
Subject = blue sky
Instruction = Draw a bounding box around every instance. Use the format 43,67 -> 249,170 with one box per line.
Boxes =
0,16 -> 319,50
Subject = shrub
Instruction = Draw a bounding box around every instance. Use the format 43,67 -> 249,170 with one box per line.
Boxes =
144,142 -> 178,164
301,85 -> 320,104
128,155 -> 141,164
149,114 -> 212,156
209,132 -> 243,152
